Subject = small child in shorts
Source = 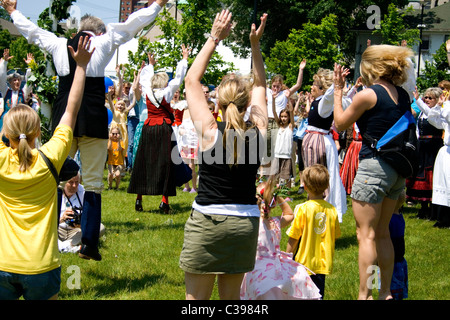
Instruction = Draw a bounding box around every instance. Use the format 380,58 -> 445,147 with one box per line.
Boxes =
286,164 -> 341,299
107,126 -> 126,190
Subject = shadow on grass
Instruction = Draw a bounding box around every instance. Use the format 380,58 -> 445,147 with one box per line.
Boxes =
60,271 -> 175,299
335,234 -> 358,250
106,220 -> 187,234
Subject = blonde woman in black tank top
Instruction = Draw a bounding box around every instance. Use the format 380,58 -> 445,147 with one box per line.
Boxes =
333,44 -> 414,300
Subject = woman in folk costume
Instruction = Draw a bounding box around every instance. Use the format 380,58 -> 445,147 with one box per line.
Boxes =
427,93 -> 450,228
128,45 -> 190,213
301,68 -> 347,222
406,87 -> 444,220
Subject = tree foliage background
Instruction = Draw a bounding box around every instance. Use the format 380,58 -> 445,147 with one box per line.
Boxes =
0,0 -> 447,97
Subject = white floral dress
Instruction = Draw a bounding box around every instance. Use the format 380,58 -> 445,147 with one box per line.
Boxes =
240,217 -> 321,300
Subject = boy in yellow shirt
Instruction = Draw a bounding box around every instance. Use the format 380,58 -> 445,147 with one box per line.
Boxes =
287,164 -> 341,299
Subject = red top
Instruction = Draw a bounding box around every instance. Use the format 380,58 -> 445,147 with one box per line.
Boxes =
173,109 -> 184,126
144,95 -> 173,126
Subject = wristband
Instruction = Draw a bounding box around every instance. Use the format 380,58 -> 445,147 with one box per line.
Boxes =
208,34 -> 220,46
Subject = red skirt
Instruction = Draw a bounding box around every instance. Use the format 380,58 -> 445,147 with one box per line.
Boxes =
340,140 -> 362,195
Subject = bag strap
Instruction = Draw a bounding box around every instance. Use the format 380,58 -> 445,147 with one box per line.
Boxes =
38,149 -> 59,185
362,132 -> 378,150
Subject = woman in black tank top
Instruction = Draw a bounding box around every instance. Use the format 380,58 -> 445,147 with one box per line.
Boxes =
333,44 -> 414,300
180,11 -> 268,300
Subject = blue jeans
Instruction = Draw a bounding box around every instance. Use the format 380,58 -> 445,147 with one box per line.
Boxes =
127,117 -> 139,169
0,267 -> 61,300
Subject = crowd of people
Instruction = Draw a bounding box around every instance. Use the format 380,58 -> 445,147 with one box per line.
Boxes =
0,0 -> 449,301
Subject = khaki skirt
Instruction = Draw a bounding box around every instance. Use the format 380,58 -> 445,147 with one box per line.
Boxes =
179,209 -> 259,274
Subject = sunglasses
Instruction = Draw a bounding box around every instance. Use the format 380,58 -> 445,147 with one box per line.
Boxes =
423,96 -> 435,100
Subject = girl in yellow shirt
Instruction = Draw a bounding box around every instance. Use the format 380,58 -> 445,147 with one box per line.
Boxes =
0,36 -> 93,300
107,126 -> 126,190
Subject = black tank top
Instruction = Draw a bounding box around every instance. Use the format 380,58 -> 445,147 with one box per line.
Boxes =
51,32 -> 108,139
195,122 -> 263,205
358,84 -> 411,158
307,98 -> 333,131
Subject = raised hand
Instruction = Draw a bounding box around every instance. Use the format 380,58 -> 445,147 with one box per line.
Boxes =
333,63 -> 350,89
211,9 -> 232,42
299,59 -> 307,70
68,36 -> 95,68
147,52 -> 156,66
24,53 -> 34,65
181,44 -> 191,60
2,48 -> 13,62
250,13 -> 268,45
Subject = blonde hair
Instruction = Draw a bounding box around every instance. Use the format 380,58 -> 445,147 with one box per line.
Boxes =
218,75 -> 253,164
151,72 -> 169,89
1,105 -> 41,172
424,87 -> 443,100
360,45 -> 414,87
109,124 -> 121,136
313,68 -> 334,91
302,164 -> 329,196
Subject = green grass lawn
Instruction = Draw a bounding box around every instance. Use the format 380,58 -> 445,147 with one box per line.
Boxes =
58,170 -> 450,300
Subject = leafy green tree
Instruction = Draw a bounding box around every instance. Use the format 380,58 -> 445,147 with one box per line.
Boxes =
38,0 -> 76,35
7,37 -> 44,71
265,14 -> 344,89
0,27 -> 12,50
126,2 -> 235,88
416,42 -> 450,92
372,3 -> 420,47
221,0 -> 409,62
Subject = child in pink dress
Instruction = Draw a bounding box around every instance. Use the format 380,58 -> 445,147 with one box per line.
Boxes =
240,176 -> 321,300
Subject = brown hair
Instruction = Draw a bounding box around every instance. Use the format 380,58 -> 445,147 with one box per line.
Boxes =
256,175 -> 278,219
438,80 -> 450,91
302,164 -> 329,196
1,105 -> 41,172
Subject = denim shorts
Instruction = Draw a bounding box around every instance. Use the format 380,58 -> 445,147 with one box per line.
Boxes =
0,267 -> 61,300
351,156 -> 405,204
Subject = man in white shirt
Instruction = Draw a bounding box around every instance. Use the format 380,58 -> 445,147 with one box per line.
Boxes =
1,0 -> 169,261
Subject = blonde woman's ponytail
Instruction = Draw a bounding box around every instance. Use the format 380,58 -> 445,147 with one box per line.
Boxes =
17,134 -> 34,172
1,105 -> 41,172
218,77 -> 252,165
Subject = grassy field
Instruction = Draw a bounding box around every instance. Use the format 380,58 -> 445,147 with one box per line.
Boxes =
57,170 -> 450,300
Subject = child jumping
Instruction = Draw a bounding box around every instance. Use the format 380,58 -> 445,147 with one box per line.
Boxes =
107,126 -> 126,190
286,164 -> 341,299
240,175 -> 321,300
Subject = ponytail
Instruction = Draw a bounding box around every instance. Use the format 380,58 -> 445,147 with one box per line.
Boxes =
218,76 -> 252,165
2,105 -> 41,172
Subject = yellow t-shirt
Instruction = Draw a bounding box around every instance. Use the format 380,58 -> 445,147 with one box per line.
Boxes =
287,199 -> 341,275
0,125 -> 73,274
